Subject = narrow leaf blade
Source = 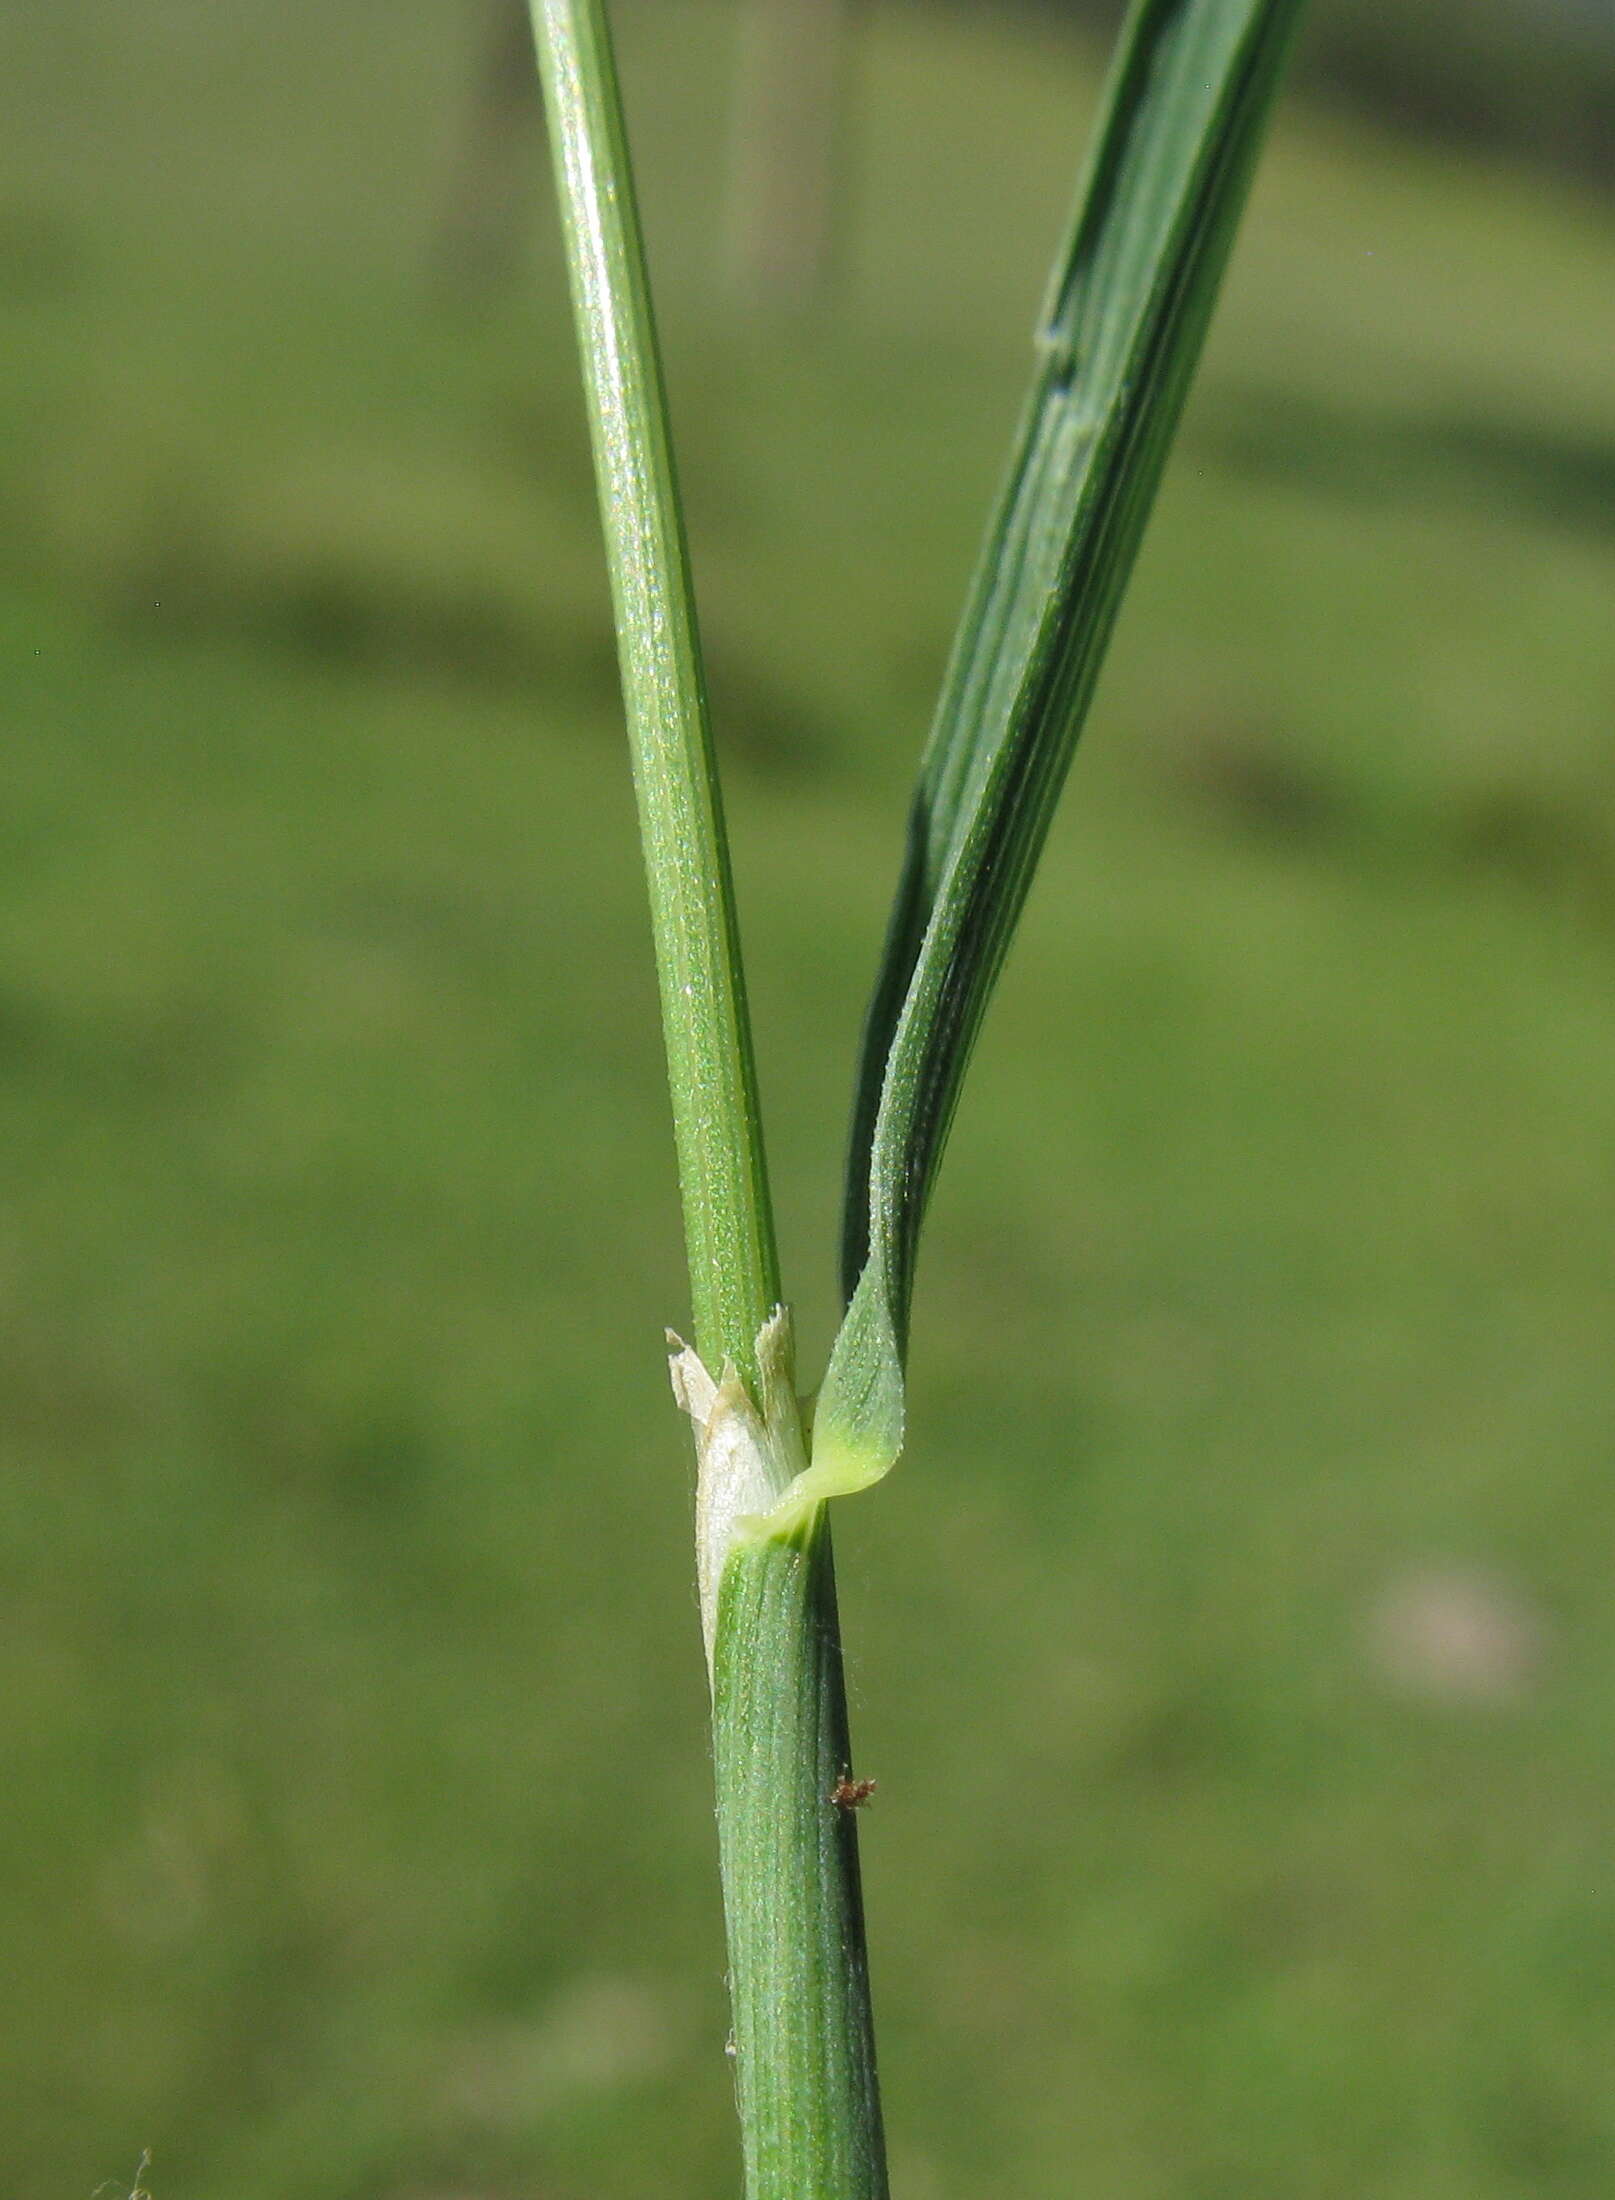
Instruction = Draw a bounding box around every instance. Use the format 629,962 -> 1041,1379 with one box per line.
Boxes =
822,0 -> 1305,1490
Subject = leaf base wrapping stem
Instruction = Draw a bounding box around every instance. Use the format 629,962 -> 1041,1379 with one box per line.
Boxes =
713,1519 -> 888,2200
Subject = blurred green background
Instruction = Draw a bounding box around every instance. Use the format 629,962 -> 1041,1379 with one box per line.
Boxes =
4,1 -> 1615,2195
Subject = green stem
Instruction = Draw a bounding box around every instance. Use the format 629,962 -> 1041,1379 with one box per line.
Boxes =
528,0 -> 774,1381
526,3 -> 887,2192
715,1525 -> 888,2200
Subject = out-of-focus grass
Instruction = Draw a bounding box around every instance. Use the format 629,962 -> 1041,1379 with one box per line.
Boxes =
2,4 -> 1614,2197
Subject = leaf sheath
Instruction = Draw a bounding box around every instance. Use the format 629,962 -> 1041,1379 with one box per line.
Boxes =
713,1525 -> 888,2200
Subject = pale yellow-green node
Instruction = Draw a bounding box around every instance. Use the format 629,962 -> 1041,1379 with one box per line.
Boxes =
670,1303 -> 904,1679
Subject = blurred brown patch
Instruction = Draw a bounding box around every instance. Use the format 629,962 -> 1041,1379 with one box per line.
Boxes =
1364,1566 -> 1549,1706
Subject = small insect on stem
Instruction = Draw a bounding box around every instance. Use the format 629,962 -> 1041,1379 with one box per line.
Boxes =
830,1772 -> 876,1810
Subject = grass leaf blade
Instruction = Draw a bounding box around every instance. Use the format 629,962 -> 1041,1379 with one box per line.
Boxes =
825,0 -> 1305,1486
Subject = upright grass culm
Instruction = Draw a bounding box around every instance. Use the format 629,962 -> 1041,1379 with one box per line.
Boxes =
526,5 -> 884,2192
525,0 -> 1304,2189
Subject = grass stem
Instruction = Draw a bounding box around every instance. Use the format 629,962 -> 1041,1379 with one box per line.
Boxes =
526,3 -> 888,2190
527,0 -> 776,1383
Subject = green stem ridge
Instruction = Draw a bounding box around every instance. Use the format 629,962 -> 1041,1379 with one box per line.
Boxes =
528,0 -> 776,1385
